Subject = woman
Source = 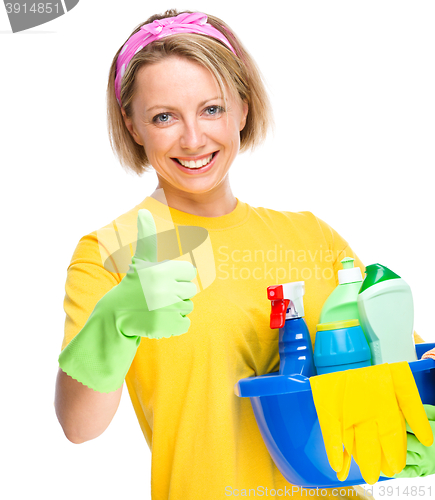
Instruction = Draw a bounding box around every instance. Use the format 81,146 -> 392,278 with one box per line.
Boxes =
55,9 -> 426,499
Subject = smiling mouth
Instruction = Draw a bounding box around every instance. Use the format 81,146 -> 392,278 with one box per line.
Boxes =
173,152 -> 217,169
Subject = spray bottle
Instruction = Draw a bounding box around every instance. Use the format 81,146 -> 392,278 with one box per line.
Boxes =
267,281 -> 316,378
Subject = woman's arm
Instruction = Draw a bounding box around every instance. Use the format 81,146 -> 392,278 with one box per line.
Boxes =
54,366 -> 123,444
56,232 -> 124,443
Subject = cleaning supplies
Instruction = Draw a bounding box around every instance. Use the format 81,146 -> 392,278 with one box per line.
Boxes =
309,361 -> 433,484
357,263 -> 417,364
314,319 -> 371,374
394,404 -> 435,479
267,281 -> 316,377
319,257 -> 363,324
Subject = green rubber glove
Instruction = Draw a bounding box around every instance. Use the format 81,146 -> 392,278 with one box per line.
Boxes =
393,404 -> 435,478
58,209 -> 198,393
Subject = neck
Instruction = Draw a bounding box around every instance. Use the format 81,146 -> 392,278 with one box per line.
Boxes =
150,178 -> 237,218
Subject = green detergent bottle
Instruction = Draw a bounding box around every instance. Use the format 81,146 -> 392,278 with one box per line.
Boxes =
319,257 -> 363,323
357,263 -> 417,364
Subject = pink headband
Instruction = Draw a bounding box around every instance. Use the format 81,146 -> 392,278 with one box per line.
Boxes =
115,12 -> 237,106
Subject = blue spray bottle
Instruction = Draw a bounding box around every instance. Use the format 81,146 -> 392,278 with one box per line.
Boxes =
267,281 -> 316,377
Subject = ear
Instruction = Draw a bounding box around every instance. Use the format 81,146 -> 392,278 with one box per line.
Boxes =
121,107 -> 144,146
239,100 -> 249,132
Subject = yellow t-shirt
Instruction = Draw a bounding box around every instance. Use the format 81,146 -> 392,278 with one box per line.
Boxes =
61,196 -> 414,500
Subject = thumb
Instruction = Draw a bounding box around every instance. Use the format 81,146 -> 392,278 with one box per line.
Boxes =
134,209 -> 158,262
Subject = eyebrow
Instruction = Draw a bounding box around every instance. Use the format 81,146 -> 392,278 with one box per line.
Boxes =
145,96 -> 224,114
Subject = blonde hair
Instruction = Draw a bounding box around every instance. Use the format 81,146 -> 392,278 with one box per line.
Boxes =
107,9 -> 273,175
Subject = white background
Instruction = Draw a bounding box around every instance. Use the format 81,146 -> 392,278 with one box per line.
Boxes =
1,1 -> 434,498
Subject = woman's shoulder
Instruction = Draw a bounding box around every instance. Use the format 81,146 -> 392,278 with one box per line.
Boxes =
248,204 -> 323,227
248,204 -> 347,248
69,201 -> 146,275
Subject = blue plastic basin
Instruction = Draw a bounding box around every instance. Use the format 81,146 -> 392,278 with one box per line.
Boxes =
235,342 -> 435,488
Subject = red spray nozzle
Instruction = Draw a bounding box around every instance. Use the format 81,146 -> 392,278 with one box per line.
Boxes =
267,285 -> 290,329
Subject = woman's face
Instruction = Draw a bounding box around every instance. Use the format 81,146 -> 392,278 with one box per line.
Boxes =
122,56 -> 248,199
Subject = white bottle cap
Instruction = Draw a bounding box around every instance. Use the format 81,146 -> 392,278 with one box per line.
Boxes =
281,281 -> 305,318
338,257 -> 363,284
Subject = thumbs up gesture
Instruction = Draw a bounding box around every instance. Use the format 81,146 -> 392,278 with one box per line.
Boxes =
59,209 -> 198,393
117,209 -> 198,336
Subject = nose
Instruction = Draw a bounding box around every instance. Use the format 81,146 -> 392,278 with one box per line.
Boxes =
179,117 -> 206,151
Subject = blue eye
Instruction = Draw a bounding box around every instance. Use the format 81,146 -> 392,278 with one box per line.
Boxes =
153,113 -> 172,124
205,106 -> 224,116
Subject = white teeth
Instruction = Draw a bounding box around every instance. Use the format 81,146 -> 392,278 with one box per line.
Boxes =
178,154 -> 213,168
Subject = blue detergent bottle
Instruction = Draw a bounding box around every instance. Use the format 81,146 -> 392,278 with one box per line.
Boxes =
314,319 -> 372,374
267,281 -> 316,377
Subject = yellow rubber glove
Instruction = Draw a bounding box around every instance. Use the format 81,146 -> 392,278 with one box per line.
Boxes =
309,362 -> 433,485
